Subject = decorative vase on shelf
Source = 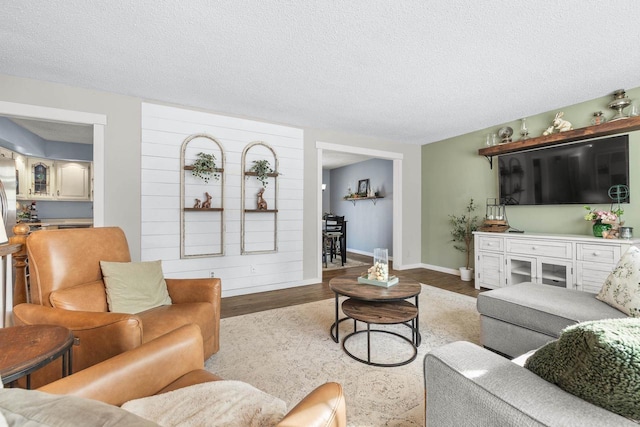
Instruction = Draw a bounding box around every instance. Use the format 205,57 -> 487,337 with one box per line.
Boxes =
592,220 -> 612,238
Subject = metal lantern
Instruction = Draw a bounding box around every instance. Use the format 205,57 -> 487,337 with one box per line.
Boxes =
479,198 -> 509,232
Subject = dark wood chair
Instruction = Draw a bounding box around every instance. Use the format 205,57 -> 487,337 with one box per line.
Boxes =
323,215 -> 345,266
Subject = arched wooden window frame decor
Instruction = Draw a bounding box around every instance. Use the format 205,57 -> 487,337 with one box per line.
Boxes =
180,134 -> 225,258
241,141 -> 279,254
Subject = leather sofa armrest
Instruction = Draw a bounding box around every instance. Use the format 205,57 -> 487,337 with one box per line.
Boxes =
38,324 -> 205,407
165,278 -> 221,305
13,303 -> 143,372
277,382 -> 346,427
424,341 -> 637,426
13,303 -> 141,332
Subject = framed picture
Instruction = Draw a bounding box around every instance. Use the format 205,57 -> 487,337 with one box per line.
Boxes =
357,179 -> 369,196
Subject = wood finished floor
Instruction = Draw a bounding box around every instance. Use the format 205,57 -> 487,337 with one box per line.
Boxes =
221,252 -> 483,318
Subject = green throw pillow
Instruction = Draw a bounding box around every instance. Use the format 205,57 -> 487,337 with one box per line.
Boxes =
524,318 -> 640,421
100,260 -> 172,314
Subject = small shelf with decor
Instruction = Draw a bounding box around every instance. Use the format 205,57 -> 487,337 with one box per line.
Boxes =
241,142 -> 279,254
344,196 -> 384,206
180,134 -> 225,258
183,207 -> 224,212
478,115 -> 640,168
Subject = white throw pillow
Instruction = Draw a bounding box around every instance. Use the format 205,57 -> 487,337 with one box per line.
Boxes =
597,246 -> 640,317
122,381 -> 287,427
100,260 -> 172,314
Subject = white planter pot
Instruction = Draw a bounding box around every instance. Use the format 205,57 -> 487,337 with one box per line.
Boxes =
459,267 -> 474,282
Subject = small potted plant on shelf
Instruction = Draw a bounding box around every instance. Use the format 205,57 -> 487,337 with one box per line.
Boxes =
249,159 -> 274,188
449,198 -> 481,282
190,152 -> 220,183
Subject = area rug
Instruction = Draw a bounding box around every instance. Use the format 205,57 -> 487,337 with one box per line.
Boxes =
323,257 -> 370,270
205,284 -> 480,427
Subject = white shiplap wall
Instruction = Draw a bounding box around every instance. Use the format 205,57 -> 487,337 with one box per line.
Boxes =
141,103 -> 304,297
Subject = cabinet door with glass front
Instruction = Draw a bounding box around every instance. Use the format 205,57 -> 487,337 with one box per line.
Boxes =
27,158 -> 55,199
537,258 -> 573,288
506,255 -> 573,288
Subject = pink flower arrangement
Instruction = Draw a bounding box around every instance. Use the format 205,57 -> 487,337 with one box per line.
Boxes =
583,206 -> 623,224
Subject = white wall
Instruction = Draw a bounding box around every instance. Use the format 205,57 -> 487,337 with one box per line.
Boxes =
141,103 -> 304,297
0,74 -> 423,291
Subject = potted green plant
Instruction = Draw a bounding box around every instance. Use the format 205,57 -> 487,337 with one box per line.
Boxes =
190,152 -> 219,183
449,198 -> 481,281
249,159 -> 274,188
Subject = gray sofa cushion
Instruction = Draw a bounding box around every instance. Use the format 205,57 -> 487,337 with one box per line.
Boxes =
477,283 -> 626,338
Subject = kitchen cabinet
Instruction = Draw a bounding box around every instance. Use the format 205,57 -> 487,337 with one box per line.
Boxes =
27,158 -> 55,199
474,231 -> 639,292
55,161 -> 91,201
16,156 -> 92,201
14,154 -> 28,199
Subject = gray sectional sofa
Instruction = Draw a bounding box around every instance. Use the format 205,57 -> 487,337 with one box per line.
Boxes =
424,341 -> 636,426
476,282 -> 626,358
423,282 -> 634,426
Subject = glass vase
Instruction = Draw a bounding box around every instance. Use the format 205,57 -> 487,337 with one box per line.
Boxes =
371,248 -> 389,282
592,221 -> 612,238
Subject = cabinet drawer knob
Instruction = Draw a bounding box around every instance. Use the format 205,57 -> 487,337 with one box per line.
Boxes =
592,251 -> 600,256
531,246 -> 537,250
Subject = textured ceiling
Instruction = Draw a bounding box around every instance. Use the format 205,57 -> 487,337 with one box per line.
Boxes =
2,1 -> 640,146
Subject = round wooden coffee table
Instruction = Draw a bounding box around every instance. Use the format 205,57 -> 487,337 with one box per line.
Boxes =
329,273 -> 422,347
341,298 -> 419,367
0,325 -> 74,388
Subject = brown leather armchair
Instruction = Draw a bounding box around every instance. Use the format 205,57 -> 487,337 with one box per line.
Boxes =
37,324 -> 346,426
13,227 -> 220,387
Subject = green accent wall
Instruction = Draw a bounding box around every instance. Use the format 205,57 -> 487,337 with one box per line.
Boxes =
422,87 -> 640,271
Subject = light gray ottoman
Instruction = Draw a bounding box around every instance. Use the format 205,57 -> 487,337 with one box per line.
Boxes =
477,283 -> 626,358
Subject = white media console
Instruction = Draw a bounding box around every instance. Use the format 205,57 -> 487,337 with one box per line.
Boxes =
473,231 -> 640,292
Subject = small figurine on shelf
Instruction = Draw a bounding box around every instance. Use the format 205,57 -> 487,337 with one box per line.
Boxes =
257,188 -> 268,210
193,198 -> 201,209
201,192 -> 212,208
543,112 -> 573,135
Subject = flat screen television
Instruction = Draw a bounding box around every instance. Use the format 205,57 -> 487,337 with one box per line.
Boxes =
498,134 -> 629,205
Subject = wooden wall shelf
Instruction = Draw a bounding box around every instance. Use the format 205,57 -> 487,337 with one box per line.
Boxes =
243,171 -> 278,177
245,209 -> 279,213
344,196 -> 383,206
183,207 -> 224,212
183,165 -> 224,173
478,115 -> 640,162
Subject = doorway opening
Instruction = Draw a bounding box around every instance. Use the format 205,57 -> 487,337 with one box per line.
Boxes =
316,141 -> 403,278
0,101 -> 106,227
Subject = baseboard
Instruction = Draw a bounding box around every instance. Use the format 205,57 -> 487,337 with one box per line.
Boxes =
419,263 -> 460,276
346,248 -> 393,261
393,262 -> 423,270
221,278 -> 320,298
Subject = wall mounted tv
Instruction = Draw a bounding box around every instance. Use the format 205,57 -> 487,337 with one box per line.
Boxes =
498,134 -> 629,205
